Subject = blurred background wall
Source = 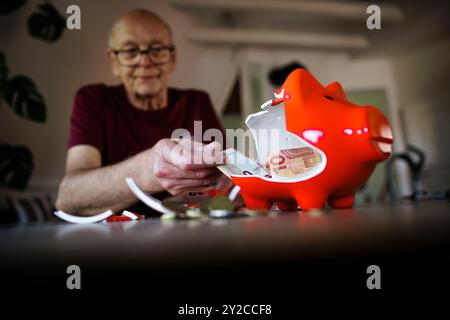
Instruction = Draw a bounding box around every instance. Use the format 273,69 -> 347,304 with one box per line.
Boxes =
0,0 -> 449,204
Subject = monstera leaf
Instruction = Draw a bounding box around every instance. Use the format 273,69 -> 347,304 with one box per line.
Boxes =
2,75 -> 46,122
0,144 -> 34,191
0,0 -> 26,15
27,1 -> 65,42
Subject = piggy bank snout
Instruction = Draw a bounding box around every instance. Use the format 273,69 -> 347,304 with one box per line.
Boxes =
366,106 -> 394,155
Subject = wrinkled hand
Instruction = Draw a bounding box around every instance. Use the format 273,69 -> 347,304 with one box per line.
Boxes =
150,138 -> 226,195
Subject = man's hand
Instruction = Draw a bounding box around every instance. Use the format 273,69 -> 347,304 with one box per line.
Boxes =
56,139 -> 227,215
148,138 -> 225,195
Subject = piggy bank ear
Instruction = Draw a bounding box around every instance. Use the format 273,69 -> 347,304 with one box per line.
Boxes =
283,68 -> 323,103
325,81 -> 347,100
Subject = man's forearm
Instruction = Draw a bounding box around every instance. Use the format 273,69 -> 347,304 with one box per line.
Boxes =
56,149 -> 163,215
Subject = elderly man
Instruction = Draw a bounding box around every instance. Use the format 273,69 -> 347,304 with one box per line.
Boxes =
56,9 -> 225,216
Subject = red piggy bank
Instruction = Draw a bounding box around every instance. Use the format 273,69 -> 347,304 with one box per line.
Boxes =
231,69 -> 394,210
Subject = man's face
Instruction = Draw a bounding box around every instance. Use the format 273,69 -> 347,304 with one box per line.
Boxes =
108,18 -> 176,97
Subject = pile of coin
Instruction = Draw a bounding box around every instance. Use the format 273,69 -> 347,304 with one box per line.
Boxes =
126,177 -> 269,220
161,195 -> 238,220
159,185 -> 273,220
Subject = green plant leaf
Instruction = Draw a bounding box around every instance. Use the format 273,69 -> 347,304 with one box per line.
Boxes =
0,0 -> 26,15
3,75 -> 47,122
0,144 -> 34,191
27,1 -> 65,42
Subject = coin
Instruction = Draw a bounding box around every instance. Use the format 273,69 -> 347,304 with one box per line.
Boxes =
209,209 -> 236,218
240,208 -> 269,217
186,207 -> 203,218
208,195 -> 235,212
161,212 -> 177,220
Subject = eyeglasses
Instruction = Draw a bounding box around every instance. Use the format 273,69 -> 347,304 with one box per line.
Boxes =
112,44 -> 175,66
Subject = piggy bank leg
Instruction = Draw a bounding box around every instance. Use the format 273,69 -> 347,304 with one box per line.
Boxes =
294,193 -> 327,211
242,196 -> 273,210
275,200 -> 299,211
328,194 -> 355,209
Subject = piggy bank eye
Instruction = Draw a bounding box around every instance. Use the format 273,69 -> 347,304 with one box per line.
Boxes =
324,95 -> 334,101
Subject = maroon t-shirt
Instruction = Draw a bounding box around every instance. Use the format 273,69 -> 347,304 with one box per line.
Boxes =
68,84 -> 224,216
